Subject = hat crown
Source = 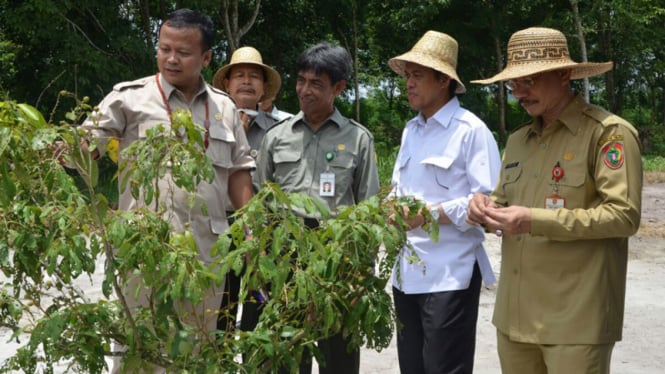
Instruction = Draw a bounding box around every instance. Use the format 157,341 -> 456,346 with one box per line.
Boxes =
506,27 -> 572,67
412,31 -> 459,69
229,46 -> 265,65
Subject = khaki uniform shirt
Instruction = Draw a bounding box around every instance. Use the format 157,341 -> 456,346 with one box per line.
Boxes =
257,108 -> 379,216
83,74 -> 255,262
492,95 -> 642,344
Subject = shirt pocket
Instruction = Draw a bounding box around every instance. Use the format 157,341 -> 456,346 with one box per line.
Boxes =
500,163 -> 523,199
549,168 -> 587,208
328,151 -> 355,191
272,149 -> 302,187
206,123 -> 235,168
421,156 -> 455,190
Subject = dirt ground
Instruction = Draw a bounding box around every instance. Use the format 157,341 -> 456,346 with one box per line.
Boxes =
1,183 -> 664,373
362,181 -> 665,374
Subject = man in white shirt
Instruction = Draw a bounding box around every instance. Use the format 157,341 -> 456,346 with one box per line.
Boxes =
388,31 -> 501,373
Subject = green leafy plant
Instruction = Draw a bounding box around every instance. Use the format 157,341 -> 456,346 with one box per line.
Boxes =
0,96 -> 435,373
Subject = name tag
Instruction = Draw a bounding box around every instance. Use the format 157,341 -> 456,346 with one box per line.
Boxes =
320,173 -> 335,196
545,195 -> 565,210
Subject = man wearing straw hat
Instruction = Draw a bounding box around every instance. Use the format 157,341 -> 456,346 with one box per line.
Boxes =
212,46 -> 290,332
468,27 -> 642,373
387,31 -> 501,373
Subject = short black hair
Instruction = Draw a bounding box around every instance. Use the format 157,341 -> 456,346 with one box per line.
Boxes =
296,42 -> 352,85
161,8 -> 215,51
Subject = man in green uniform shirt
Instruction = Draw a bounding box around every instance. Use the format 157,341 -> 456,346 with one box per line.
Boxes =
257,42 -> 379,374
468,27 -> 642,374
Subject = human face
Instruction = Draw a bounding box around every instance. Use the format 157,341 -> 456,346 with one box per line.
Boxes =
506,70 -> 573,126
157,23 -> 212,98
223,64 -> 265,109
403,62 -> 450,119
296,69 -> 345,127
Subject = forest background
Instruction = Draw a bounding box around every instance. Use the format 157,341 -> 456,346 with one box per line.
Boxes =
1,1 -> 665,372
1,0 -> 665,194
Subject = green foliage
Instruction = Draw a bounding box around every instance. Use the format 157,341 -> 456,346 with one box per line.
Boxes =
643,155 -> 665,172
0,99 -> 436,373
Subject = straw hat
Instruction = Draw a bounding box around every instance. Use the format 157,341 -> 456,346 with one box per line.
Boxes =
472,27 -> 613,84
388,31 -> 466,94
213,46 -> 282,101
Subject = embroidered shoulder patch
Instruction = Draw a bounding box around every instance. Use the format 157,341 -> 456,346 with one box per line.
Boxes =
602,142 -> 624,169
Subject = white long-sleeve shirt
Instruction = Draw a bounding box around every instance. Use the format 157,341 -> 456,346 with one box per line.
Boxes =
391,97 -> 501,294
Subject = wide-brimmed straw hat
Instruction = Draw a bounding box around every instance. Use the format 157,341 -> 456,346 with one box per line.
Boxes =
213,46 -> 281,101
388,30 -> 466,94
472,27 -> 613,84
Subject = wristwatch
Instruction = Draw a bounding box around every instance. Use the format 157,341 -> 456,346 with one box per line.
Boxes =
429,205 -> 440,222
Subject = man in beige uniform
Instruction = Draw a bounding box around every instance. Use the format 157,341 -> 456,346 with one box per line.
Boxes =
212,46 -> 289,331
81,9 -> 254,372
468,27 -> 642,374
257,42 -> 379,374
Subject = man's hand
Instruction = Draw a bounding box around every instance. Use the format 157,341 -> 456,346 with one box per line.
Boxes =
467,193 -> 496,226
482,205 -> 531,236
389,204 -> 425,230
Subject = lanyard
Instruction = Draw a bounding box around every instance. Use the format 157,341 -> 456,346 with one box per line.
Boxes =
155,73 -> 210,148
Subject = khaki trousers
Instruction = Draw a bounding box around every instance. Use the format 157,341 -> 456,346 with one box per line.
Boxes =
497,330 -> 614,374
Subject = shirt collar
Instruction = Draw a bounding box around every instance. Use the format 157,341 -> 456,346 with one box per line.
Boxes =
525,94 -> 585,138
411,96 -> 461,129
293,107 -> 346,130
160,74 -> 209,101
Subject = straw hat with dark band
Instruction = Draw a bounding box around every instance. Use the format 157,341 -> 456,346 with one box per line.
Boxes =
213,46 -> 281,101
388,30 -> 466,94
472,27 -> 613,84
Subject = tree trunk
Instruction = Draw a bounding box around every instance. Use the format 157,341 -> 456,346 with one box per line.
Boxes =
570,0 -> 590,102
139,0 -> 153,52
220,0 -> 261,54
353,4 -> 360,122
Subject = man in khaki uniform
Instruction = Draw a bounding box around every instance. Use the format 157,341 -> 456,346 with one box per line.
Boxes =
212,46 -> 290,331
81,9 -> 254,372
468,27 -> 642,374
257,42 -> 379,374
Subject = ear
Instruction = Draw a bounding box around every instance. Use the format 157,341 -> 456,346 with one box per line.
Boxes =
202,49 -> 213,68
559,69 -> 572,85
333,80 -> 347,96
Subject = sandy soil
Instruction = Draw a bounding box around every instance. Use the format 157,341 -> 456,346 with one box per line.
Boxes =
362,182 -> 665,374
1,183 -> 664,373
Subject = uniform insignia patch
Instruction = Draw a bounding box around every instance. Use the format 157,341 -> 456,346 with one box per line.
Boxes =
602,142 -> 624,169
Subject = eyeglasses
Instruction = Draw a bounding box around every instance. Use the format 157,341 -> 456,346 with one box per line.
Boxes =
504,76 -> 537,91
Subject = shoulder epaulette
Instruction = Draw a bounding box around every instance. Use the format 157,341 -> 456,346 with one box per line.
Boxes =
348,118 -> 373,137
208,84 -> 231,99
112,76 -> 151,92
583,104 -> 632,129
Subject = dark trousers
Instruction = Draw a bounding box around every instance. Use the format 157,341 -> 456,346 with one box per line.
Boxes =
393,263 -> 482,374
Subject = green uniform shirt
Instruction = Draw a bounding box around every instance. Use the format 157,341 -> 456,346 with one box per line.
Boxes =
492,95 -> 642,344
257,108 -> 379,216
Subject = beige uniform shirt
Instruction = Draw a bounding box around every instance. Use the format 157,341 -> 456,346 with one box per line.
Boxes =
83,74 -> 255,262
257,108 -> 379,216
492,95 -> 642,344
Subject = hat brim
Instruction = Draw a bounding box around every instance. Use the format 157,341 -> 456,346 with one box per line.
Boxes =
213,62 -> 282,102
471,61 -> 613,84
389,51 -> 466,94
